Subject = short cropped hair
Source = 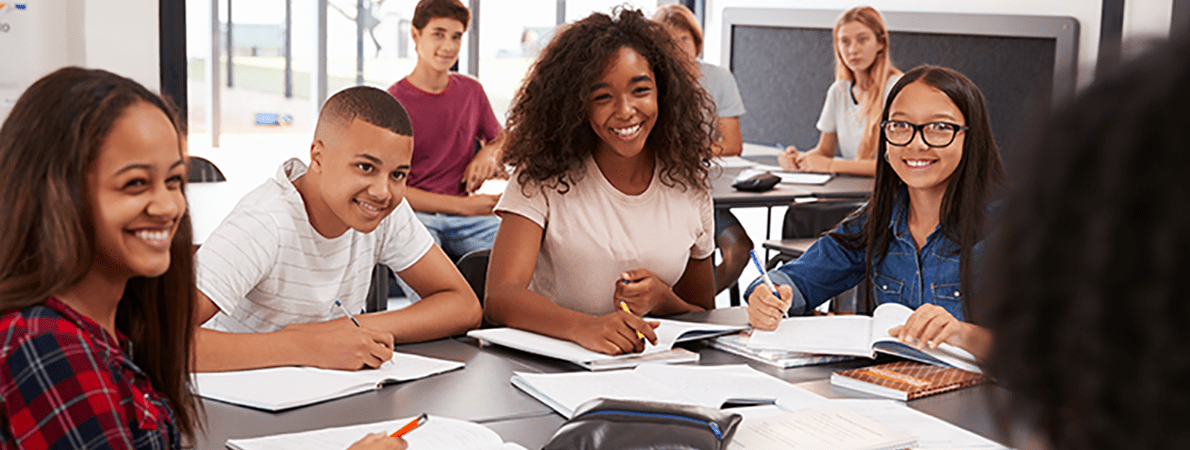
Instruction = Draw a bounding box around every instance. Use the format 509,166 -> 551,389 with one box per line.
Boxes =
317,86 -> 413,137
412,0 -> 470,31
652,3 -> 703,56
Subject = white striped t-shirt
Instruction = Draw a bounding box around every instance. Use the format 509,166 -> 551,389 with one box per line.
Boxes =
197,159 -> 434,333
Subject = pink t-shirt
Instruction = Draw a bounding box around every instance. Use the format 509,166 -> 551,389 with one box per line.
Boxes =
388,74 -> 501,197
496,156 -> 715,316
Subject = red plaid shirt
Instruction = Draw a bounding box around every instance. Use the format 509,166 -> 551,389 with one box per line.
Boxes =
0,298 -> 179,450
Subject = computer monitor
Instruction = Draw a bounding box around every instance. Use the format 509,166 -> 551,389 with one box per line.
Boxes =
722,8 -> 1078,168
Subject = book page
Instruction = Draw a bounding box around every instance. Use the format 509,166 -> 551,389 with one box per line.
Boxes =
511,370 -> 698,418
226,416 -> 505,450
728,405 -> 915,450
644,319 -> 746,352
634,364 -> 828,412
468,328 -> 618,363
868,304 -> 981,373
747,315 -> 874,357
830,400 -> 1008,449
194,352 -> 464,410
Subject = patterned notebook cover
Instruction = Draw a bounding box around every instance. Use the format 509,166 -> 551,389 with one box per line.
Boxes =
831,360 -> 987,400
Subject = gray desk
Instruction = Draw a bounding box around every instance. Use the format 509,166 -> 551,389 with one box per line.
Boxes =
199,308 -> 1010,449
197,338 -> 556,449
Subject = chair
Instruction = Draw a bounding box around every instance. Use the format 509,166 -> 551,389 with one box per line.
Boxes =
188,156 -> 227,182
364,264 -> 389,313
456,248 -> 492,327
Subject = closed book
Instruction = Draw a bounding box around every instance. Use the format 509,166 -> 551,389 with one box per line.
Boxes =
830,361 -> 987,401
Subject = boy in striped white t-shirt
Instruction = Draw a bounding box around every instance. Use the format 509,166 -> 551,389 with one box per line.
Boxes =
192,86 -> 482,372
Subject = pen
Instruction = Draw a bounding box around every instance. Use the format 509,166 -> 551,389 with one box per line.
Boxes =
748,250 -> 787,318
390,413 -> 428,438
619,301 -> 647,341
334,300 -> 362,327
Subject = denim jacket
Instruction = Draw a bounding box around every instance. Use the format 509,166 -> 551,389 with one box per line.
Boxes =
746,192 -> 974,321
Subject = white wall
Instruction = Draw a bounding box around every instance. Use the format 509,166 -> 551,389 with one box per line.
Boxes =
704,0 -> 1175,89
85,0 -> 159,91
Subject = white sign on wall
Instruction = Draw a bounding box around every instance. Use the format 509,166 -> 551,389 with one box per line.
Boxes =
0,1 -> 86,122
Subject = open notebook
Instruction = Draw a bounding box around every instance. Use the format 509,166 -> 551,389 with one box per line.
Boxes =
225,415 -> 527,450
194,352 -> 464,411
468,318 -> 745,371
512,364 -> 828,418
747,303 -> 981,373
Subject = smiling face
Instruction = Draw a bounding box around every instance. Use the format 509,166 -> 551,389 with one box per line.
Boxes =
836,21 -> 883,75
309,118 -> 412,236
412,17 -> 465,74
885,80 -> 966,198
588,46 -> 659,161
87,101 -> 187,281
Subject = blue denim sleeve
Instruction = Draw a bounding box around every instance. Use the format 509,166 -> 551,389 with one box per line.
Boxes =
745,224 -> 868,313
743,269 -> 808,315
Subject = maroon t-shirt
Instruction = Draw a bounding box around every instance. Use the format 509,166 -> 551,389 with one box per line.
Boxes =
388,74 -> 500,197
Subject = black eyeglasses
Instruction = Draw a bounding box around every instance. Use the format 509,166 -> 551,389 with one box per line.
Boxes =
880,120 -> 969,148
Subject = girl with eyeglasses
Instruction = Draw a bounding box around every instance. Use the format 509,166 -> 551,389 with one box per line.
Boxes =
746,65 -> 1005,360
779,6 -> 902,176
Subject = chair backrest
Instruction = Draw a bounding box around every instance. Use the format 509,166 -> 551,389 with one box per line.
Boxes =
455,248 -> 491,327
188,156 -> 227,182
456,248 -> 490,304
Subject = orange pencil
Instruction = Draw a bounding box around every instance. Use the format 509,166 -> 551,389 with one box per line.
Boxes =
390,413 -> 428,438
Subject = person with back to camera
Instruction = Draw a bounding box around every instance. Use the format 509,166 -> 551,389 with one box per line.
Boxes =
747,65 -> 1005,360
0,68 -> 403,450
781,6 -> 903,176
653,3 -> 755,298
485,8 -> 719,356
983,35 -> 1190,450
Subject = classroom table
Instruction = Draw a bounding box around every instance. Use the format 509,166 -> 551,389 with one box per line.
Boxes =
198,308 -> 1011,450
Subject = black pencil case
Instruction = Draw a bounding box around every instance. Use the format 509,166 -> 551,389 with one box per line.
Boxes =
542,398 -> 742,450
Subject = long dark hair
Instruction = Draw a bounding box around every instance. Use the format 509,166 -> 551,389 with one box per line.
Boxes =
832,65 -> 1005,318
982,35 -> 1190,450
0,67 -> 200,439
503,7 -> 716,193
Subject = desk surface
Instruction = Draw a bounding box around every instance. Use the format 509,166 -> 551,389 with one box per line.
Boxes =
198,307 -> 1008,450
711,158 -> 874,209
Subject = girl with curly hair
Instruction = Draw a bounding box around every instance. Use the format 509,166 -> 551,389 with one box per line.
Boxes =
747,65 -> 1005,360
485,8 -> 718,356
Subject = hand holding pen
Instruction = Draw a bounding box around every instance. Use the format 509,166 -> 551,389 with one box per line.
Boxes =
747,250 -> 792,331
777,143 -> 801,171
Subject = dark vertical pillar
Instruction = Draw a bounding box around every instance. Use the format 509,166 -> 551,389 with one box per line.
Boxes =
160,0 -> 188,126
1097,0 -> 1124,75
356,0 -> 365,85
226,0 -> 234,87
1173,0 -> 1190,39
285,0 -> 293,98
467,0 -> 479,77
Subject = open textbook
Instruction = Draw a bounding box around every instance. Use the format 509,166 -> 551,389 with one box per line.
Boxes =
225,415 -> 527,450
468,319 -> 745,370
512,364 -> 828,418
747,303 -> 981,373
194,352 -> 464,411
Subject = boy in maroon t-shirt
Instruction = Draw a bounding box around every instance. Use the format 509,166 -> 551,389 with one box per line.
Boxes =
387,0 -> 503,262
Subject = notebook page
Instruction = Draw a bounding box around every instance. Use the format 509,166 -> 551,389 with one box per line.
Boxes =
511,370 -> 697,418
728,405 -> 915,450
226,416 -> 505,450
633,364 -> 828,411
830,400 -> 1007,449
868,304 -> 981,373
194,352 -> 463,410
747,315 -> 874,357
